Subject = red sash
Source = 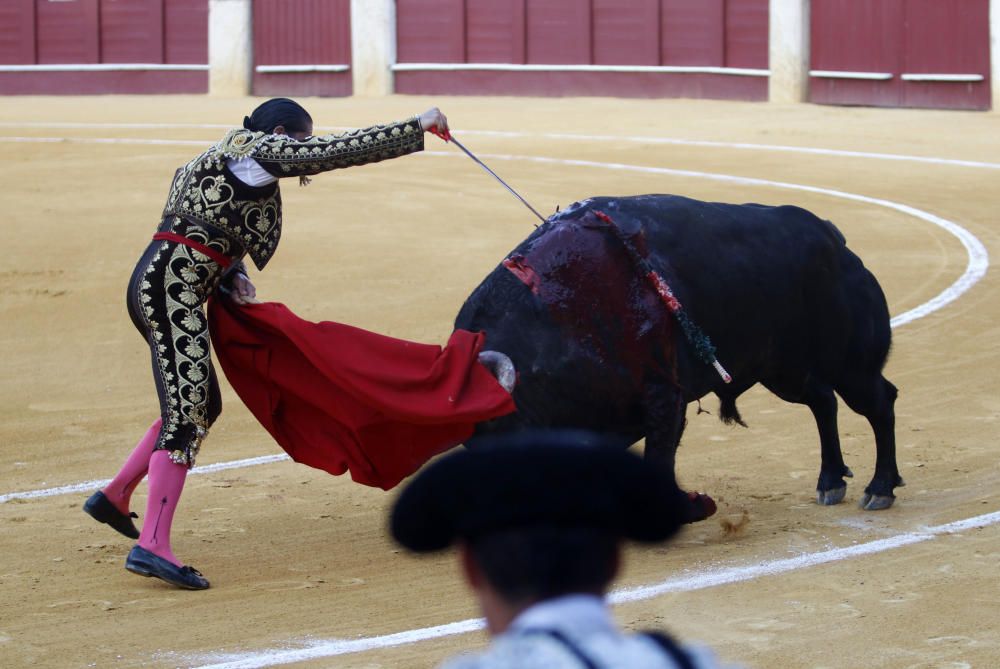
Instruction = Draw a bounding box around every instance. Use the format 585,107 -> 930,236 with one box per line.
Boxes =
152,232 -> 233,269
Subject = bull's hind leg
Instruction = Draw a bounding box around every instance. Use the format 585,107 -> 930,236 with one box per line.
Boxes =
642,380 -> 717,522
763,378 -> 854,506
837,374 -> 902,510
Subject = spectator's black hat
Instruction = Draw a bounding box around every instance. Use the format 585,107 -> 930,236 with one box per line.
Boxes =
390,430 -> 686,552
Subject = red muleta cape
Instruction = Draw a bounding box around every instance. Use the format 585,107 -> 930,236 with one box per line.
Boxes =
207,298 -> 516,490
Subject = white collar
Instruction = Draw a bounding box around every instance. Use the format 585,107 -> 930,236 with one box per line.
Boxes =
507,594 -> 614,637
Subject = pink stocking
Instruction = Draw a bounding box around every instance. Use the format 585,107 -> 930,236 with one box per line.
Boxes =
101,418 -> 162,515
138,449 -> 188,567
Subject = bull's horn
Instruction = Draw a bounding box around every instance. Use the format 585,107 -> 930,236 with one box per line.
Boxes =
478,350 -> 516,394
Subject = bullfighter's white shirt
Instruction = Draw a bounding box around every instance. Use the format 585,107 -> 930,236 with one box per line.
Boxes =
438,594 -> 741,669
227,157 -> 278,186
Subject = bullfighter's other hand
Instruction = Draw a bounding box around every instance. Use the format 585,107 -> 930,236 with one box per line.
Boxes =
229,273 -> 259,305
418,107 -> 449,138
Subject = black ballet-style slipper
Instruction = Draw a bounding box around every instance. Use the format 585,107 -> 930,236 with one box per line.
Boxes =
83,491 -> 140,539
125,545 -> 210,590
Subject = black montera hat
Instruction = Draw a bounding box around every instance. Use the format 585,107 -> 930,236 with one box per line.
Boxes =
390,430 -> 686,552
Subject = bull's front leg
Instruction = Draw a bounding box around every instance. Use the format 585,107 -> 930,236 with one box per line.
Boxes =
642,382 -> 717,523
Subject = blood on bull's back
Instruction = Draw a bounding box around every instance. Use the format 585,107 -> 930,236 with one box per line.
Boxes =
456,194 -> 900,522
456,202 -> 673,440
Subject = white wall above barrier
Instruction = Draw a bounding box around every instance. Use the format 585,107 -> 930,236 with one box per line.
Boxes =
992,0 -> 1000,111
209,0 -> 252,97
351,0 -> 395,96
769,0 -> 809,103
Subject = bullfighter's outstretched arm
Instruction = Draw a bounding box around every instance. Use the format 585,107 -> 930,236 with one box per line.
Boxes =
216,119 -> 426,179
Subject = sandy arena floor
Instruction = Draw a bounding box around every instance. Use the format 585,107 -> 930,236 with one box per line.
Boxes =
1,94 -> 999,668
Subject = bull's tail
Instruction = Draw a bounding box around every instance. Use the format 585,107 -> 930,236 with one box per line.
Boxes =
719,395 -> 748,428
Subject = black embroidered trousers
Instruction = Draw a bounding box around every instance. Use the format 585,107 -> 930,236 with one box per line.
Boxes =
126,223 -> 233,467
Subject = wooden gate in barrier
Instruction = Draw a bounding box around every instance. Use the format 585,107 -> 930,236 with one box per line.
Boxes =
0,0 -> 208,95
394,0 -> 770,100
252,0 -> 352,97
810,0 -> 991,111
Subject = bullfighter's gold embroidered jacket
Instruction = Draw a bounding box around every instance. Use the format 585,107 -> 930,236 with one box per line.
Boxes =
160,117 -> 425,270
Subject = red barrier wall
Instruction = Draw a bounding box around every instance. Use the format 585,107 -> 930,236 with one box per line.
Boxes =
2,0 -> 990,108
395,0 -> 770,100
0,0 -> 208,95
252,0 -> 352,97
0,0 -> 37,65
810,0 -> 990,110
164,0 -> 209,65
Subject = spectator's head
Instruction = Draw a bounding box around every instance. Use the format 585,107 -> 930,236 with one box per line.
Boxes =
390,430 -> 686,633
243,97 -> 313,139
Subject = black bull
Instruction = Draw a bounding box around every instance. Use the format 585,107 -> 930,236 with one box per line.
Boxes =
455,194 -> 902,523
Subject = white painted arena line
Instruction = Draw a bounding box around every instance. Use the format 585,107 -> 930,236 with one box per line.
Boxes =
421,151 -> 988,330
464,129 -> 1000,171
0,121 -> 233,130
4,136 -> 208,147
0,144 -> 987,506
3,123 -> 1000,170
0,454 -> 290,504
186,511 -> 1000,669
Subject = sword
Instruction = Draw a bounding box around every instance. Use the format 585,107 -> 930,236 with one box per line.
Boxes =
431,128 -> 547,225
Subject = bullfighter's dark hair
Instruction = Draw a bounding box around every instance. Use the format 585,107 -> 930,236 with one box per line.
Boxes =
243,97 -> 312,135
468,526 -> 619,604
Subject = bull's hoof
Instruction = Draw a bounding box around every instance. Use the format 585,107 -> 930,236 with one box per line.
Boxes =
816,486 -> 847,506
860,493 -> 895,511
683,491 -> 718,523
816,466 -> 853,502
